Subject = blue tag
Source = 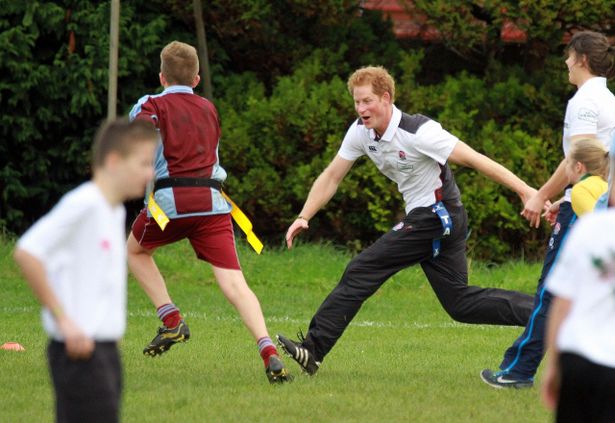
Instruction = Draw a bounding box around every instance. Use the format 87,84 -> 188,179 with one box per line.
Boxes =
432,238 -> 441,258
431,201 -> 453,258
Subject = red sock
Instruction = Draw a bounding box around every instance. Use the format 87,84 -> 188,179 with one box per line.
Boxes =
163,311 -> 181,328
156,303 -> 182,328
257,336 -> 278,367
260,345 -> 277,367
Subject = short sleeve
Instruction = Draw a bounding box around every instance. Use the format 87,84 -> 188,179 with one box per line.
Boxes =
568,97 -> 600,137
17,194 -> 89,262
546,217 -> 593,299
413,120 -> 459,164
129,95 -> 159,127
571,179 -> 607,217
337,120 -> 365,161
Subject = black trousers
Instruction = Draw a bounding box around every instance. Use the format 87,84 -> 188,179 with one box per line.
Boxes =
557,352 -> 615,423
48,340 -> 122,423
304,204 -> 534,362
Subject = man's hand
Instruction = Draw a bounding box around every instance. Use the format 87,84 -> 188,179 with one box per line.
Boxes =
519,186 -> 538,206
57,315 -> 94,360
285,218 -> 309,249
521,192 -> 548,228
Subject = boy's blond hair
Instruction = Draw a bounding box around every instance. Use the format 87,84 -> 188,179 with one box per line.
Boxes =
569,138 -> 609,180
160,41 -> 199,86
347,66 -> 395,101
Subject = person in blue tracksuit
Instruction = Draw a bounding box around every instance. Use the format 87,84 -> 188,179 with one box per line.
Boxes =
481,30 -> 615,389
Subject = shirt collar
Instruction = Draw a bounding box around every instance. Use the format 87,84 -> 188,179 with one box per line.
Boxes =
370,105 -> 401,142
577,76 -> 607,93
162,85 -> 194,95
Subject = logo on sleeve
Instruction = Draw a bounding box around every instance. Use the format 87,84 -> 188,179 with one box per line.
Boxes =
577,107 -> 599,123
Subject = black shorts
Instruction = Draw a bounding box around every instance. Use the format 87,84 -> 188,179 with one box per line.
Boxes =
47,340 -> 122,423
557,352 -> 615,423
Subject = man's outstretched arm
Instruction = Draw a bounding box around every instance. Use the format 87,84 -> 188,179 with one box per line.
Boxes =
448,140 -> 538,207
286,155 -> 354,248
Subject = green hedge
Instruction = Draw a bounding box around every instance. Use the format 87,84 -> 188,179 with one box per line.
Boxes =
0,1 -> 167,232
2,1 -> 613,261
215,50 -> 573,260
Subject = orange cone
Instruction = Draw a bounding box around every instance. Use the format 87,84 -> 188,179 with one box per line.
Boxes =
1,342 -> 26,351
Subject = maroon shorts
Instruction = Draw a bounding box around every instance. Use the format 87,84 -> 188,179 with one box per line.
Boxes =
131,209 -> 240,270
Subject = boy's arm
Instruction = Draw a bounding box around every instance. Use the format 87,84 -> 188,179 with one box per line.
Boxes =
129,95 -> 159,126
448,141 -> 537,205
13,248 -> 94,359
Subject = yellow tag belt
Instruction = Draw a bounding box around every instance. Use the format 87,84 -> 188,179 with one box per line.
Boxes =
147,191 -> 263,254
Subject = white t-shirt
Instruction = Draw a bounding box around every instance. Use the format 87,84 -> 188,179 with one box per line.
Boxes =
562,77 -> 615,201
546,209 -> 615,368
338,105 -> 460,213
17,182 -> 127,341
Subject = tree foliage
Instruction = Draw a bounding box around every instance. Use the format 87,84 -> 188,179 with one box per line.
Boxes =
2,0 -> 614,261
0,1 -> 167,233
164,0 -> 399,88
215,50 -> 569,259
412,0 -> 615,71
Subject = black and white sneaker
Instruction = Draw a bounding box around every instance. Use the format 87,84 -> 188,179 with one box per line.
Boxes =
480,369 -> 534,389
276,332 -> 320,375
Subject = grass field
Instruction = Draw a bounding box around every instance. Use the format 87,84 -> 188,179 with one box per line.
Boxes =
1,237 -> 551,422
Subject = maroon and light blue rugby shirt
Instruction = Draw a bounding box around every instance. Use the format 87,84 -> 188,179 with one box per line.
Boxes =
130,85 -> 231,218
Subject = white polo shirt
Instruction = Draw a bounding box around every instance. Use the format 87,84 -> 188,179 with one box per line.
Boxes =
546,209 -> 615,368
338,105 -> 460,213
562,77 -> 615,201
17,182 -> 127,341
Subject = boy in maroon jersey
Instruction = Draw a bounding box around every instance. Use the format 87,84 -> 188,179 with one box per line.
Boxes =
127,41 -> 291,384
